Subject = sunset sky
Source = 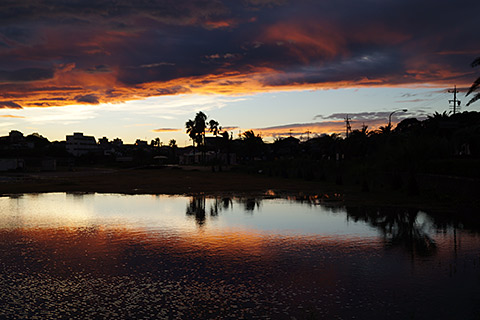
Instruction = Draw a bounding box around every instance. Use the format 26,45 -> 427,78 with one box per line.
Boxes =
0,0 -> 479,145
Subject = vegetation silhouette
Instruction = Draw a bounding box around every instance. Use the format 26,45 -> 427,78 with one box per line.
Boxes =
346,207 -> 437,256
181,195 -> 480,258
230,110 -> 480,204
185,111 -> 220,163
185,196 -> 263,227
186,196 -> 207,227
186,196 -> 235,227
2,95 -> 479,207
466,56 -> 480,106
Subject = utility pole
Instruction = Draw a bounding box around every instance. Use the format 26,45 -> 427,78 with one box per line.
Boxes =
305,130 -> 311,140
344,115 -> 351,138
448,85 -> 461,114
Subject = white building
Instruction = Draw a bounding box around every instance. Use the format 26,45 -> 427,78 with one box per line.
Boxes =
66,132 -> 98,156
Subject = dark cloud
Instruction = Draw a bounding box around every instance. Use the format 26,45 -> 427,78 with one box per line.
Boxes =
315,110 -> 416,123
75,94 -> 100,104
0,101 -> 22,109
220,126 -> 239,131
219,80 -> 245,86
0,0 -> 478,106
0,68 -> 54,83
156,86 -> 191,95
316,112 -> 395,121
139,62 -> 175,68
244,0 -> 288,7
86,65 -> 111,73
0,0 -> 229,27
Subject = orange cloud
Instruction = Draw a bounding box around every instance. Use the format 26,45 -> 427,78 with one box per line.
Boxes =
1,64 -> 461,110
252,116 -> 402,138
0,115 -> 24,118
259,21 -> 347,62
204,19 -> 237,29
0,19 -> 473,109
0,0 -> 477,110
253,121 -> 346,138
152,128 -> 181,132
351,24 -> 410,45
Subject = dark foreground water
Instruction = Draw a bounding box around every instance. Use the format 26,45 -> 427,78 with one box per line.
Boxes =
0,193 -> 479,319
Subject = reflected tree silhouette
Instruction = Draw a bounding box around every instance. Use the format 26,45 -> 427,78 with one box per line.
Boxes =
210,197 -> 234,217
187,196 -> 234,226
184,195 -> 477,254
186,197 -> 206,227
221,197 -> 233,210
238,198 -> 260,212
346,207 -> 437,256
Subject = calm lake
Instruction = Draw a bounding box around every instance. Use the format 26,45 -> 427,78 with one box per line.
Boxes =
0,193 -> 479,319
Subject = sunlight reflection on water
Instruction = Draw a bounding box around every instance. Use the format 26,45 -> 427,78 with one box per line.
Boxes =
0,193 -> 479,319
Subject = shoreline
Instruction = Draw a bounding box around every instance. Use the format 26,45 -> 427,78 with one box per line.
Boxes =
1,166 -> 477,213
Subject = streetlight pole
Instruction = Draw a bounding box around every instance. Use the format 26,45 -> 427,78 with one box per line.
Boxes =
388,109 -> 408,128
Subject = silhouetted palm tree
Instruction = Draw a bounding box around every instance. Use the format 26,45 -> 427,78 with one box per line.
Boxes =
208,119 -> 220,136
208,119 -> 221,167
194,111 -> 208,146
169,139 -> 177,160
241,130 -> 264,160
185,118 -> 197,162
220,131 -> 232,165
376,124 -> 392,134
466,56 -> 480,106
185,111 -> 218,163
193,112 -> 208,162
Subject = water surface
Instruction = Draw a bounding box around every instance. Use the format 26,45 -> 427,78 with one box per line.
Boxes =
0,193 -> 479,319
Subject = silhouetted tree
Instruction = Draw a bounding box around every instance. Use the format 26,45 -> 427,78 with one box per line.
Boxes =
185,118 -> 197,156
169,139 -> 177,160
208,119 -> 220,136
220,131 -> 233,165
186,197 -> 206,227
394,118 -> 422,134
194,111 -> 208,151
186,111 -> 208,162
241,130 -> 264,161
185,111 -> 219,163
208,119 -> 221,168
376,124 -> 392,134
466,56 -> 480,106
25,133 -> 50,149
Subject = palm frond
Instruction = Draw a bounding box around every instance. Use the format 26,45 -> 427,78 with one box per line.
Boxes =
471,56 -> 480,68
466,92 -> 480,106
466,76 -> 480,97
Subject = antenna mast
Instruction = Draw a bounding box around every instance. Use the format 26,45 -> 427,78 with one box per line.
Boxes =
448,85 -> 461,114
345,115 -> 352,138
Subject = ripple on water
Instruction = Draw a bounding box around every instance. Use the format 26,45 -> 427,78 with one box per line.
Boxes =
0,194 -> 479,319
